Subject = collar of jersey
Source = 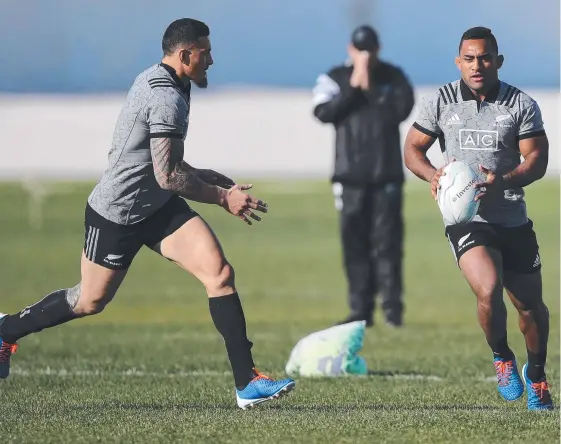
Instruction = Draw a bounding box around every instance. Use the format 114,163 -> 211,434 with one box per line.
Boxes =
459,79 -> 500,103
159,63 -> 191,94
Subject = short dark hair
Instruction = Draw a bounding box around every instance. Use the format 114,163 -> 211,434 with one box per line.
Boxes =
162,18 -> 210,55
459,27 -> 498,54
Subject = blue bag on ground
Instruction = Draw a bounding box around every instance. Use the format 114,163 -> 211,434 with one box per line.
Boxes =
285,321 -> 368,377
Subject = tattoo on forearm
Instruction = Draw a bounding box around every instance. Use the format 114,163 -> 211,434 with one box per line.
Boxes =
150,137 -> 203,198
150,137 -> 174,185
168,162 -> 203,196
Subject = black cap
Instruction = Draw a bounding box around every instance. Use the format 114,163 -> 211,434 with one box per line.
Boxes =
351,25 -> 379,51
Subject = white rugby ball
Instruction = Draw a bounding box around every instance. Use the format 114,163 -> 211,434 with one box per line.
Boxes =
436,161 -> 480,225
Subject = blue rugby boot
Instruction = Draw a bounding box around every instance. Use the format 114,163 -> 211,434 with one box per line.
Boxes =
236,369 -> 296,409
522,363 -> 554,411
493,357 -> 524,401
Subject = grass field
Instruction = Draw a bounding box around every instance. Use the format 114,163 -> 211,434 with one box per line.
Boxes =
0,179 -> 559,443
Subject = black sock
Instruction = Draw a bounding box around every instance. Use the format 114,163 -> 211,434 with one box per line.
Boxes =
209,292 -> 255,389
527,349 -> 547,381
0,289 -> 76,343
489,334 -> 515,360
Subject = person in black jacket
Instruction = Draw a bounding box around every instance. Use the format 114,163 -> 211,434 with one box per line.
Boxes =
313,25 -> 414,327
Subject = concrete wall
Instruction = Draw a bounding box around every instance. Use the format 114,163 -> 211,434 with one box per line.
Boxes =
0,88 -> 558,181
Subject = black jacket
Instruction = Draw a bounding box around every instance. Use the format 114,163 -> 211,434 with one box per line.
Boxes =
313,61 -> 415,185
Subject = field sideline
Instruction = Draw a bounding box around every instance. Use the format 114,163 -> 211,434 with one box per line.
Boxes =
0,179 -> 559,443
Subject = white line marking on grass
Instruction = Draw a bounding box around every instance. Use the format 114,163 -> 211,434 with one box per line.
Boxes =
482,376 -> 498,382
9,367 -> 498,383
10,368 -> 230,377
389,374 -> 444,381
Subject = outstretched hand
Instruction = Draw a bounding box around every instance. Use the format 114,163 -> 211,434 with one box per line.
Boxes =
221,184 -> 268,225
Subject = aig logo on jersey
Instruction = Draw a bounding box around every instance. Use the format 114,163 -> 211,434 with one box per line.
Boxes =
459,129 -> 498,151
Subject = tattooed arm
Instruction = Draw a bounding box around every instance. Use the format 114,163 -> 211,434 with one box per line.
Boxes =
150,137 -> 268,224
150,137 -> 227,205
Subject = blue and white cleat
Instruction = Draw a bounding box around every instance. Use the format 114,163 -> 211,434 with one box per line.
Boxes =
522,363 -> 554,411
493,357 -> 524,401
236,369 -> 296,409
0,314 -> 18,380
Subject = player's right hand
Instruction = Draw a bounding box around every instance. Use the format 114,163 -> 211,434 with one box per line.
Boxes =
221,184 -> 268,225
349,49 -> 370,90
430,168 -> 446,200
430,159 -> 456,200
350,47 -> 370,69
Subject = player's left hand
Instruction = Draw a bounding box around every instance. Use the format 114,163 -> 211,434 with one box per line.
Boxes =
474,165 -> 504,201
196,169 -> 236,189
221,184 -> 268,225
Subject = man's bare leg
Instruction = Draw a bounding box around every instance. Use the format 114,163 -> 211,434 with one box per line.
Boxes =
503,270 -> 553,409
503,270 -> 549,381
458,246 -> 524,401
0,253 -> 127,378
157,216 -> 253,386
459,246 -> 512,358
155,215 -> 295,408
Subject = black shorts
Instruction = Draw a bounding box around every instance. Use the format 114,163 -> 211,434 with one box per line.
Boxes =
84,196 -> 199,270
445,220 -> 541,274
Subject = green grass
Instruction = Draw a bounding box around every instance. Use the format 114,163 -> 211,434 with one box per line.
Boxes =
0,179 -> 559,443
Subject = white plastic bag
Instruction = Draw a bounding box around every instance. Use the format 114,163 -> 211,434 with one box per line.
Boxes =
285,321 -> 368,377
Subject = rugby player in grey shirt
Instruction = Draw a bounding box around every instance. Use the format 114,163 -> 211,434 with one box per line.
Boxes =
0,18 -> 295,409
404,27 -> 552,410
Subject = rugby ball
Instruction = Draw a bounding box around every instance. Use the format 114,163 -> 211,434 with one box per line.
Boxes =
436,161 -> 480,225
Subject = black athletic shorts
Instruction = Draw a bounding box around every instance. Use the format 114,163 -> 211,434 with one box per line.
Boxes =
445,219 -> 541,274
83,196 -> 199,270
